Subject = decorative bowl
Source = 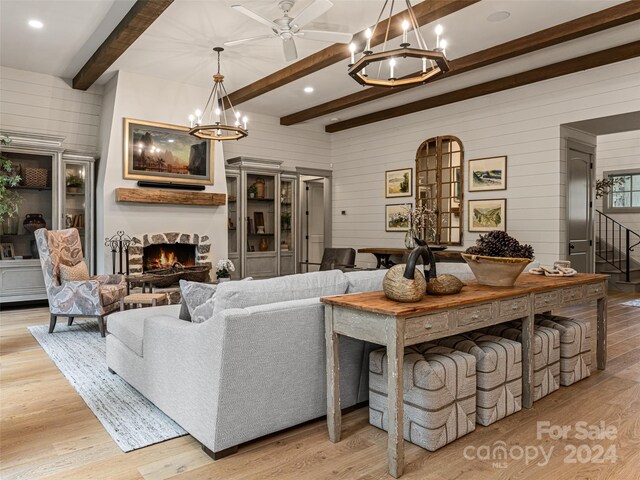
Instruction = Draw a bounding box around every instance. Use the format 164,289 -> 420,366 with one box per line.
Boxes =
461,253 -> 533,287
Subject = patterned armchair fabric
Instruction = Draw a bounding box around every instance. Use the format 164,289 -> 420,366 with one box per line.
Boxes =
35,228 -> 126,334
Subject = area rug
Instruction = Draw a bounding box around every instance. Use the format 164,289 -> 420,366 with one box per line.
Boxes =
622,299 -> 640,307
28,320 -> 187,452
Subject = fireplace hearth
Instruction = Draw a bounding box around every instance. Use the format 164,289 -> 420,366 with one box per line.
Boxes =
128,232 -> 212,277
143,243 -> 196,271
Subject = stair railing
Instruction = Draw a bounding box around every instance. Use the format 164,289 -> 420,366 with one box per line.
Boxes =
595,209 -> 640,282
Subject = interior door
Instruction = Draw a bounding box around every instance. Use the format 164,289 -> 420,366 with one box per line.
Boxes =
304,179 -> 325,272
567,146 -> 593,273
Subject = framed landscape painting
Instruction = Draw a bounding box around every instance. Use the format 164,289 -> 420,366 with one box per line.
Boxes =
468,199 -> 506,232
385,168 -> 412,198
469,156 -> 507,192
385,204 -> 410,232
123,118 -> 214,185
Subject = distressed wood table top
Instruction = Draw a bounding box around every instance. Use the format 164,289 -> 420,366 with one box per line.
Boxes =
321,273 -> 608,316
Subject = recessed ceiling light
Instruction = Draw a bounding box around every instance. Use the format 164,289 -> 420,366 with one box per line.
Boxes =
304,86 -> 314,93
487,11 -> 510,22
330,117 -> 340,122
28,19 -> 44,29
168,139 -> 175,143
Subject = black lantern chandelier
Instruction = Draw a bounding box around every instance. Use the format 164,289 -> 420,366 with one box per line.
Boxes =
188,47 -> 248,141
347,0 -> 450,88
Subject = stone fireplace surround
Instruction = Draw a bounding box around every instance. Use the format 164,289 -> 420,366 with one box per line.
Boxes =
128,232 -> 212,275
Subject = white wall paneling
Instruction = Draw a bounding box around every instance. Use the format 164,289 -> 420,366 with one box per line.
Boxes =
0,67 -> 102,152
330,59 -> 640,268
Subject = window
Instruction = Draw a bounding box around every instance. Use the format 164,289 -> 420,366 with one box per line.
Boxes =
605,170 -> 640,212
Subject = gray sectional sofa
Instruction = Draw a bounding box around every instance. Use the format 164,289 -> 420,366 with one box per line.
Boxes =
106,265 -> 474,456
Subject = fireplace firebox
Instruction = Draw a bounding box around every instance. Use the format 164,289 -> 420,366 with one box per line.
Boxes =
143,243 -> 196,271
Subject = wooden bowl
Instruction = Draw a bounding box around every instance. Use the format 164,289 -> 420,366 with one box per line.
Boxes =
461,253 -> 532,287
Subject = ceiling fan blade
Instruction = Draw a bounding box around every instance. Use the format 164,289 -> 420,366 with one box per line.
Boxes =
231,5 -> 277,29
224,34 -> 275,47
291,0 -> 333,30
282,38 -> 298,62
298,30 -> 353,44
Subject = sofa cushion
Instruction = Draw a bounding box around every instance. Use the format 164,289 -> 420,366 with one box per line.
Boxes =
435,263 -> 474,281
179,280 -> 218,321
345,269 -> 386,293
213,270 -> 349,315
107,304 -> 181,356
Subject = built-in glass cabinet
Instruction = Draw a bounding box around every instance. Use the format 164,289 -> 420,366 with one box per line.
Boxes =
226,157 -> 298,279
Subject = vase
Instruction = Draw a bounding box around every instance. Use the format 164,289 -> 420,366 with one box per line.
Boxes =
217,277 -> 230,283
23,213 -> 46,234
255,179 -> 265,199
259,237 -> 269,251
404,227 -> 419,249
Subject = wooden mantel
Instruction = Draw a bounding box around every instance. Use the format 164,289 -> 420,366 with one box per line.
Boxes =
115,188 -> 226,206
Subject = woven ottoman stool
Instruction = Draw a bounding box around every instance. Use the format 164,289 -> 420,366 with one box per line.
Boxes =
436,332 -> 522,426
482,323 -> 560,402
369,344 -> 476,452
536,314 -> 591,386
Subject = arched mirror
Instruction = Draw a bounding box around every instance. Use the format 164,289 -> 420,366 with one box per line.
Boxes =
415,136 -> 464,246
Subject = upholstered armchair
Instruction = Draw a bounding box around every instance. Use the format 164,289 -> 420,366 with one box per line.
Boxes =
35,228 -> 126,336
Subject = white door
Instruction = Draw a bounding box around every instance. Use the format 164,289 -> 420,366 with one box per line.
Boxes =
567,146 -> 593,273
304,180 -> 325,272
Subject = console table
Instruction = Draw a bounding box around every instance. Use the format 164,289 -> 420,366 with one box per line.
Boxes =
321,273 -> 608,478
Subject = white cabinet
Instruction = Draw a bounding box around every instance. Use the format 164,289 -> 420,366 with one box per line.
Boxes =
226,157 -> 298,279
0,132 -> 96,304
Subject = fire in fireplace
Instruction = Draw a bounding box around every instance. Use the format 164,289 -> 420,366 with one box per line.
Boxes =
143,243 -> 196,271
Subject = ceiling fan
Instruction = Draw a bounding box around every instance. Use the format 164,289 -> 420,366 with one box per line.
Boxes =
225,0 -> 353,62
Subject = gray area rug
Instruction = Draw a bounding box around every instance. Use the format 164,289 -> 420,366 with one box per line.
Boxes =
29,320 -> 187,452
622,299 -> 640,307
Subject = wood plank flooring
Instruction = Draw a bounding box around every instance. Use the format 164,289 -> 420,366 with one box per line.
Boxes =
1,292 -> 639,480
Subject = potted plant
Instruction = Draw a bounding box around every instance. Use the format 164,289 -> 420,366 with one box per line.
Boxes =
216,259 -> 235,282
462,231 -> 534,286
66,174 -> 84,194
248,184 -> 257,199
0,137 -> 23,235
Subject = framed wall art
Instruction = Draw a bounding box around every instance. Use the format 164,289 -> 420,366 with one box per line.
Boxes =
468,156 -> 507,192
385,168 -> 412,198
1,243 -> 15,260
123,118 -> 214,185
385,204 -> 410,232
468,199 -> 506,232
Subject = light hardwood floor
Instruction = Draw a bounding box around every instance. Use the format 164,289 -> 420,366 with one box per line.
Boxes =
1,292 -> 639,480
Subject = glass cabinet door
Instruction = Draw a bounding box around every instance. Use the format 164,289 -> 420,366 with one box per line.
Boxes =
246,173 -> 276,254
279,177 -> 296,275
227,175 -> 239,255
63,162 -> 90,263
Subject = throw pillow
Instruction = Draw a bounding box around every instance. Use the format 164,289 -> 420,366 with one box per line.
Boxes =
179,280 -> 217,321
59,260 -> 90,282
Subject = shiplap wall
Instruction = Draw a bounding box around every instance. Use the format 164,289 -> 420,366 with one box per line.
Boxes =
223,112 -> 331,171
0,66 -> 102,152
331,59 -> 640,268
595,129 -> 640,262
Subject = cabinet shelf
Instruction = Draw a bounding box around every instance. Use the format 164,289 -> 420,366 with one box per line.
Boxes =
10,185 -> 51,191
248,233 -> 274,236
248,197 -> 274,202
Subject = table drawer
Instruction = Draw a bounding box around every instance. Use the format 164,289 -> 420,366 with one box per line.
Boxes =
405,312 -> 450,340
534,291 -> 561,310
562,286 -> 584,303
499,296 -> 529,319
585,282 -> 605,299
453,303 -> 493,327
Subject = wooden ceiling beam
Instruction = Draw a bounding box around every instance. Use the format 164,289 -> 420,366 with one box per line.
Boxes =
222,0 -> 479,107
282,1 -> 640,125
325,40 -> 640,133
72,0 -> 174,90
